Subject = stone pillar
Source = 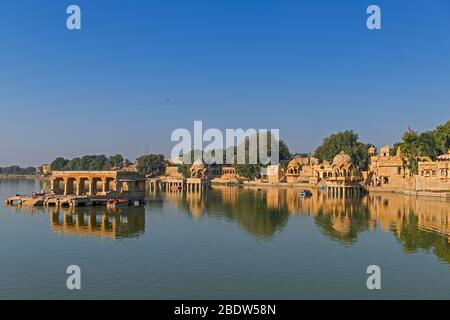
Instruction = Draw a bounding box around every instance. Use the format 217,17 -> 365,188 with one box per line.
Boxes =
102,178 -> 108,194
76,179 -> 81,196
63,179 -> 69,196
51,179 -> 58,194
88,178 -> 94,196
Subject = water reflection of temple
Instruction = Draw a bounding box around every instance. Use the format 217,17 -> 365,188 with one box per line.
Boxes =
50,207 -> 145,239
149,186 -> 450,262
10,205 -> 145,239
367,194 -> 450,239
152,186 -> 289,239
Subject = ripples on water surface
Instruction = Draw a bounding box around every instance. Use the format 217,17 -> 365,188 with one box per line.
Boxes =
0,178 -> 449,299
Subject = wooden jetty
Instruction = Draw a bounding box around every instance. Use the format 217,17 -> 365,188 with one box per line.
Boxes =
4,194 -> 110,207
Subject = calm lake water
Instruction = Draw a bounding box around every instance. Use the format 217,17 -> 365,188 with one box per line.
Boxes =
0,178 -> 449,299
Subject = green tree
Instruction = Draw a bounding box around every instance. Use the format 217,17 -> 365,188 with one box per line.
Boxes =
106,154 -> 124,169
50,157 -> 69,171
398,130 -> 440,173
65,157 -> 82,170
395,120 -> 450,173
278,140 -> 291,162
90,155 -> 108,170
235,163 -> 262,180
314,130 -> 371,170
433,120 -> 450,155
136,154 -> 166,176
75,155 -> 108,170
178,164 -> 191,178
234,134 -> 291,180
0,166 -> 36,175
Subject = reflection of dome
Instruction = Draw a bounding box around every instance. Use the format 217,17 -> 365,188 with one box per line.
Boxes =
333,151 -> 352,166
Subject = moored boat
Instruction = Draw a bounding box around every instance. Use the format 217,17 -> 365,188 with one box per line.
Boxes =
107,199 -> 130,207
299,190 -> 313,197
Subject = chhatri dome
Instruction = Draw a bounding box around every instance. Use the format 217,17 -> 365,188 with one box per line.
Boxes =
333,151 -> 352,166
191,158 -> 205,168
287,157 -> 302,168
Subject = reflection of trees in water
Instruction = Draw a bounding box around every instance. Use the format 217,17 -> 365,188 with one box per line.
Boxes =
151,189 -> 450,264
173,189 -> 289,239
392,210 -> 450,264
112,207 -> 145,239
219,191 -> 289,240
313,199 -> 371,245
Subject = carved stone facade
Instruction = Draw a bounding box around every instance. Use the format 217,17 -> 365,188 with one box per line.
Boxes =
367,146 -> 450,192
50,170 -> 145,200
367,146 -> 408,188
416,151 -> 450,191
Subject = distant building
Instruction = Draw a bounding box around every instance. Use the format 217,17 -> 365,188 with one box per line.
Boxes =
282,152 -> 362,186
416,151 -> 450,191
42,164 -> 51,176
266,165 -> 283,183
165,163 -> 184,178
367,146 -> 450,192
212,165 -> 241,184
367,146 -> 407,188
285,156 -> 320,183
119,162 -> 138,172
189,159 -> 221,179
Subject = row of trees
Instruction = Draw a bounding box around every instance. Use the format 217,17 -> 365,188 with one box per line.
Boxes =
0,166 -> 36,175
50,154 -> 130,171
49,153 -> 167,177
46,120 -> 449,178
172,131 -> 370,180
174,134 -> 292,179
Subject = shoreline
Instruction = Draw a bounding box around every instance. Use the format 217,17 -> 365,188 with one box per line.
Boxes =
218,181 -> 450,200
366,186 -> 450,199
2,175 -> 448,200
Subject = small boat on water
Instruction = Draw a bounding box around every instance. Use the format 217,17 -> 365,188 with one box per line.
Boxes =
299,190 -> 313,197
107,199 -> 130,208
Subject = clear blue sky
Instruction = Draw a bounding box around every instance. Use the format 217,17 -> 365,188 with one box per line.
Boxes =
1,0 -> 449,166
